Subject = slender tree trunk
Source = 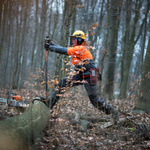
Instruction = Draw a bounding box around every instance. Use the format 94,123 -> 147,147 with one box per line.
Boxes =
4,0 -> 12,87
0,0 -> 8,57
11,2 -> 22,89
31,0 -> 39,70
104,0 -> 120,100
0,0 -> 4,40
135,35 -> 150,113
55,0 -> 76,80
119,0 -> 145,98
19,0 -> 29,88
40,0 -> 47,69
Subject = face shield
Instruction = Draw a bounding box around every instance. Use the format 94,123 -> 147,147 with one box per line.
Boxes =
70,36 -> 77,47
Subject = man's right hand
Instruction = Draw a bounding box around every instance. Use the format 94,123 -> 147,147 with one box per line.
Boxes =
44,43 -> 50,50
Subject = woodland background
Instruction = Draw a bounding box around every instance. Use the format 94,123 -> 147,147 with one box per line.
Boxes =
0,0 -> 150,149
0,0 -> 150,112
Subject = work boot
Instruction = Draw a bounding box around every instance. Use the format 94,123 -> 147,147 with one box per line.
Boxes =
94,98 -> 119,124
100,104 -> 119,124
102,102 -> 119,124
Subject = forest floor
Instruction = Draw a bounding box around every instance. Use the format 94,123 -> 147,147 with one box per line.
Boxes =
0,88 -> 150,150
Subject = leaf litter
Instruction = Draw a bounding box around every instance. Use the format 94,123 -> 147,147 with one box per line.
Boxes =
0,88 -> 150,150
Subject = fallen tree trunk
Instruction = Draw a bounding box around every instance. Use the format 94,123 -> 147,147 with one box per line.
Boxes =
0,98 -> 50,150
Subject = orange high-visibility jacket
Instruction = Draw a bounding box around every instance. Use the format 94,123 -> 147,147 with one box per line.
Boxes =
67,45 -> 93,64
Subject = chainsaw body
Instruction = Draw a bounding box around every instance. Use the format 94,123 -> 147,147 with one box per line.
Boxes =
0,93 -> 27,108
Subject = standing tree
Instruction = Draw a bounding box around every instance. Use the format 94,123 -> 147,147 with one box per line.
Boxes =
54,0 -> 77,80
119,0 -> 148,99
104,0 -> 120,100
135,35 -> 150,113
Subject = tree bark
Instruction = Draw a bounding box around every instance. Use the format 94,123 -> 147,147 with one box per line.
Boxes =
31,0 -> 39,70
104,0 -> 120,100
0,0 -> 8,57
119,0 -> 146,99
55,0 -> 77,80
135,35 -> 150,113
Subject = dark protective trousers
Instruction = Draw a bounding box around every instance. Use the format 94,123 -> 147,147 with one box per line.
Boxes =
48,73 -> 113,115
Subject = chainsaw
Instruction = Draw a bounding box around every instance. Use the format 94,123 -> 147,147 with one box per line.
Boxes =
0,92 -> 28,108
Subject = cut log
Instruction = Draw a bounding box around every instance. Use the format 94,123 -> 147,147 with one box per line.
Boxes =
0,98 -> 50,150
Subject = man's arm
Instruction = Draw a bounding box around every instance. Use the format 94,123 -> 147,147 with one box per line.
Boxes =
50,45 -> 68,55
44,42 -> 68,55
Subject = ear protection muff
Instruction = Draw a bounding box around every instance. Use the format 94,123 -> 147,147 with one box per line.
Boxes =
77,38 -> 84,45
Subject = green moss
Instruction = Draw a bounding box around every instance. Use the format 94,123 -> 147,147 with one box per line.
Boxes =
99,122 -> 105,125
127,127 -> 136,132
123,121 -> 135,128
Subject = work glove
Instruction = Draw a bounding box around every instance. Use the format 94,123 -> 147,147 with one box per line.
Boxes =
44,43 -> 50,50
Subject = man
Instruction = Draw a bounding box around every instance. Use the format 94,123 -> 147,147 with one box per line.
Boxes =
44,30 -> 119,124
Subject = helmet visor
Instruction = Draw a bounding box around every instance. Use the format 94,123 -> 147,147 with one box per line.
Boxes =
70,36 -> 77,47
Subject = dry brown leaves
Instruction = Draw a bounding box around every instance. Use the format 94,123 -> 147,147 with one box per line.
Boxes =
0,88 -> 150,150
